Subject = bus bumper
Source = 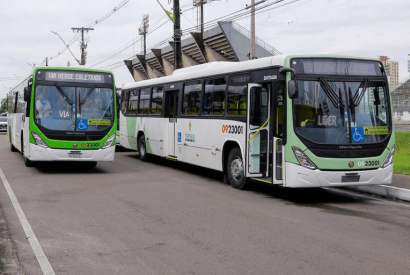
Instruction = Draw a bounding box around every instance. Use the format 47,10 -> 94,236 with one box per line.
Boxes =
284,162 -> 393,188
28,144 -> 115,162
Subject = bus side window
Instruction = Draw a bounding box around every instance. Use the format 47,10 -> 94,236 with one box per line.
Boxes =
227,74 -> 250,116
128,90 -> 139,114
121,90 -> 128,114
138,88 -> 150,115
183,81 -> 201,115
203,78 -> 226,116
151,87 -> 163,115
7,93 -> 15,113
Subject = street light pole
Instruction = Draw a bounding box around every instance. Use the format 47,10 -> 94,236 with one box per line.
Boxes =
51,31 -> 81,65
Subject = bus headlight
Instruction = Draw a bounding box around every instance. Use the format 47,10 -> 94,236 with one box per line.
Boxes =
101,134 -> 115,150
32,132 -> 49,148
292,146 -> 317,170
381,146 -> 395,168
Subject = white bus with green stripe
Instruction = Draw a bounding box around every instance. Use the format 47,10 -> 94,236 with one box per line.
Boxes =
119,54 -> 395,189
8,67 -> 117,167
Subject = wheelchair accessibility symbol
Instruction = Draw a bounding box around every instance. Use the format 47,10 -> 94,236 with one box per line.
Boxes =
351,127 -> 365,143
77,119 -> 88,131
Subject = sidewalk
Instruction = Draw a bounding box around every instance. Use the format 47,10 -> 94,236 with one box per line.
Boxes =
346,174 -> 410,202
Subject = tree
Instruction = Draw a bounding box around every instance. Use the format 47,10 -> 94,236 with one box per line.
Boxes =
0,98 -> 8,114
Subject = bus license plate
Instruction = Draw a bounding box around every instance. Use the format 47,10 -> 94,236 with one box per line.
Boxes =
68,152 -> 83,158
341,175 -> 360,182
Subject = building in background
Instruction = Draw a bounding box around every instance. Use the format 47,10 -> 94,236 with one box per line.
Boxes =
408,54 -> 410,79
379,55 -> 399,90
124,21 -> 282,82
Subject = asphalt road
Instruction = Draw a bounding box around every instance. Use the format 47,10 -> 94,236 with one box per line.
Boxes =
1,132 -> 410,275
395,124 -> 410,132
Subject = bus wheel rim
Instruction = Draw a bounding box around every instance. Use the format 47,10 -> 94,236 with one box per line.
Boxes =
230,157 -> 243,180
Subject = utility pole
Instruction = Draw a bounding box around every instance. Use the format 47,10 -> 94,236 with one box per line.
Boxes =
246,0 -> 266,59
71,27 -> 94,65
193,0 -> 205,37
193,0 -> 220,37
139,15 -> 149,56
174,0 -> 183,69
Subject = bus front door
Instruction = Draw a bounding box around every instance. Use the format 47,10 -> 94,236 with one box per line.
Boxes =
246,84 -> 270,178
166,91 -> 178,158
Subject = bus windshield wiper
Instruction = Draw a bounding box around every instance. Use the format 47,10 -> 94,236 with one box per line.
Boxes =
352,78 -> 370,106
79,85 -> 96,106
348,78 -> 370,123
54,83 -> 73,105
318,77 -> 345,109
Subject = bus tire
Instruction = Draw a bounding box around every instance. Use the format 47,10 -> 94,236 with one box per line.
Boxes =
24,157 -> 33,167
10,143 -> 17,152
226,147 -> 247,190
86,161 -> 97,168
138,135 -> 148,162
21,137 -> 33,167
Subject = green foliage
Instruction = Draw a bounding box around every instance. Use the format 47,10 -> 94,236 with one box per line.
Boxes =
0,98 -> 7,113
394,132 -> 410,175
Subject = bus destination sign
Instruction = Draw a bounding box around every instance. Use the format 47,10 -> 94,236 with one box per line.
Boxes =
290,58 -> 383,76
39,70 -> 110,84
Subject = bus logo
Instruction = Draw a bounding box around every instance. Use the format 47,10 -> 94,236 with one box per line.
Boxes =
348,161 -> 354,168
73,143 -> 78,148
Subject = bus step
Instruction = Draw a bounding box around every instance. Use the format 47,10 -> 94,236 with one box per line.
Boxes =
253,177 -> 273,184
166,155 -> 178,161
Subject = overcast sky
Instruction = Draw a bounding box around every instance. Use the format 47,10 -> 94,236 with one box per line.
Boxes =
1,0 -> 409,100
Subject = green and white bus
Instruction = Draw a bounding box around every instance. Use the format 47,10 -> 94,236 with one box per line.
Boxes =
119,54 -> 395,189
8,67 -> 117,167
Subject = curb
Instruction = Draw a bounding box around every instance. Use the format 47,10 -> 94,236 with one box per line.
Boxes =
346,185 -> 410,202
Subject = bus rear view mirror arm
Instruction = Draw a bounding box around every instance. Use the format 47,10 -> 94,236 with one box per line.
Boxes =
287,80 -> 298,99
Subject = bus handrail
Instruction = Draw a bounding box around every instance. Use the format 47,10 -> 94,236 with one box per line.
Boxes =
248,118 -> 270,142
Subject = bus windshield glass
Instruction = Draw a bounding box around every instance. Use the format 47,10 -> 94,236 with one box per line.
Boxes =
34,85 -> 114,131
293,80 -> 391,144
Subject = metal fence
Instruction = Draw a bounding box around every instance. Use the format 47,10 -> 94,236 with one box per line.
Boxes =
231,21 -> 283,56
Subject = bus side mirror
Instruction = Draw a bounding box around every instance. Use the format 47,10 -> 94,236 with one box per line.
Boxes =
288,80 -> 298,99
279,67 -> 296,78
24,87 -> 30,102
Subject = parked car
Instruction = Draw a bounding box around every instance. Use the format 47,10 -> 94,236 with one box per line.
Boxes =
0,117 -> 7,132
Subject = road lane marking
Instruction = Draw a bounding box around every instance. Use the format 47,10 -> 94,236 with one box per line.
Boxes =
0,168 -> 55,275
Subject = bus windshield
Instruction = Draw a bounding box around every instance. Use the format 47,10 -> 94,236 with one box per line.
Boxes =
293,80 -> 391,145
34,85 -> 114,131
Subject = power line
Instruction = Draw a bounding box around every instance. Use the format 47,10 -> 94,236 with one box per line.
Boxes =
92,0 -> 299,71
47,0 -> 131,64
83,0 -> 131,28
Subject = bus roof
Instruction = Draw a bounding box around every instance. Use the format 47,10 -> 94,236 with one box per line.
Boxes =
122,54 -> 380,90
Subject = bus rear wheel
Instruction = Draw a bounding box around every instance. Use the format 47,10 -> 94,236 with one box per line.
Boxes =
10,143 -> 17,152
226,147 -> 248,190
138,135 -> 148,162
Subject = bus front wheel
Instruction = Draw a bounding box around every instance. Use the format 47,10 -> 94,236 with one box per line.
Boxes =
226,147 -> 247,190
21,138 -> 33,167
138,135 -> 148,162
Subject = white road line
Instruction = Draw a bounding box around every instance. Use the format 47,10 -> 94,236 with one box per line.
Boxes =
0,168 -> 55,275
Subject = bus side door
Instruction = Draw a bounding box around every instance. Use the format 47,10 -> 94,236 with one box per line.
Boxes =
166,91 -> 179,157
246,84 -> 270,178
